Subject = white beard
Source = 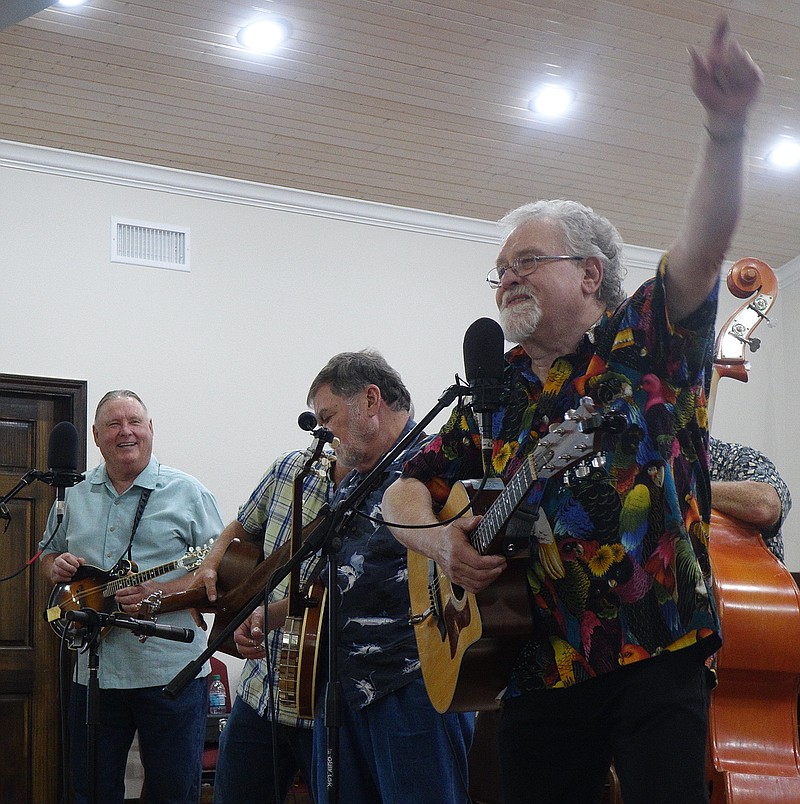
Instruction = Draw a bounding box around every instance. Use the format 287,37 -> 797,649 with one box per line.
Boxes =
334,403 -> 371,469
498,291 -> 542,343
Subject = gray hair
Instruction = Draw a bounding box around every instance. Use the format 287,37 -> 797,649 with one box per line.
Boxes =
307,350 -> 411,413
499,199 -> 627,310
94,390 -> 148,422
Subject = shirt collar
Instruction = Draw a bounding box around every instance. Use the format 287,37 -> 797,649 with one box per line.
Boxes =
92,454 -> 159,491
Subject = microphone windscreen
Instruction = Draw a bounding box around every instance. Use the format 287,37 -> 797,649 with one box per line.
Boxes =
463,318 -> 505,383
47,421 -> 79,471
298,411 -> 318,431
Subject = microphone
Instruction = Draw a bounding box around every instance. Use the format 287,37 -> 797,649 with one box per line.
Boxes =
298,411 -> 318,431
65,609 -> 195,643
38,422 -> 85,523
463,318 -> 506,467
123,619 -> 195,644
297,411 -> 337,446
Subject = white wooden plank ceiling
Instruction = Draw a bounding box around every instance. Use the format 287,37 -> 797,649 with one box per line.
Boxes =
0,0 -> 798,267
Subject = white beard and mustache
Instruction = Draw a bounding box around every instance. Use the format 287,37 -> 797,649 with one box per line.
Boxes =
498,288 -> 542,343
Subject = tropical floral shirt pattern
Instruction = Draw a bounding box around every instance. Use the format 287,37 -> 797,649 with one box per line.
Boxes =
403,258 -> 722,694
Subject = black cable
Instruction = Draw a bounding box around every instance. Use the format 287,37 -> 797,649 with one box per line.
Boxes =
0,521 -> 62,583
353,466 -> 495,530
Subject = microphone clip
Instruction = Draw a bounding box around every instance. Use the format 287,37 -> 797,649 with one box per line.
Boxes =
31,469 -> 86,487
310,426 -> 337,445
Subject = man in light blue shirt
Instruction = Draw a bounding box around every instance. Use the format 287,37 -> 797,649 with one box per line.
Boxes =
39,389 -> 223,804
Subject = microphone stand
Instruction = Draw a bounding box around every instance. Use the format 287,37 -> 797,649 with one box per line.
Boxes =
0,470 -> 39,527
63,608 -> 196,804
164,380 -> 470,802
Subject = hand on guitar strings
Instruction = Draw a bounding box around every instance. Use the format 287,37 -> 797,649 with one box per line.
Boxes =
434,516 -> 506,595
234,605 -> 267,659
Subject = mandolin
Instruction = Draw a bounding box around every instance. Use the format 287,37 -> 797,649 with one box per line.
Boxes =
44,541 -> 212,646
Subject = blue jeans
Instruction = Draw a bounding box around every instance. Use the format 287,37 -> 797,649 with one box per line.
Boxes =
67,678 -> 207,804
498,650 -> 713,804
312,677 -> 474,804
214,695 -> 314,803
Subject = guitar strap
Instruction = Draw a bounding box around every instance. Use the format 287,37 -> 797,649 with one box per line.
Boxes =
120,487 -> 152,564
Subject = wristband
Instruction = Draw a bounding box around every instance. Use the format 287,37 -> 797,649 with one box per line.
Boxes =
704,124 -> 746,144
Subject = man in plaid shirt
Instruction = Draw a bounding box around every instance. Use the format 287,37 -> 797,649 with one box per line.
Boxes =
203,447 -> 348,803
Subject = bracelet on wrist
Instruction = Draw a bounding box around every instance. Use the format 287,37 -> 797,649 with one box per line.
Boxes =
704,124 -> 746,144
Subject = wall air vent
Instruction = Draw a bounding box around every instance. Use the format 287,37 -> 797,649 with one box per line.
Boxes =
111,217 -> 190,271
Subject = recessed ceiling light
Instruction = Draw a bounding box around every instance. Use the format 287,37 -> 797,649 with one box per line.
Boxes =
236,18 -> 293,53
766,138 -> 800,170
58,0 -> 88,6
528,85 -> 576,118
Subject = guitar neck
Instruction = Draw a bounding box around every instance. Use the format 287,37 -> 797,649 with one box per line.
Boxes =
471,454 -> 535,555
102,560 -> 179,597
469,399 -> 606,556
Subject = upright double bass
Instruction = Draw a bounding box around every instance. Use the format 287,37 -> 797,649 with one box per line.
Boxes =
705,259 -> 800,802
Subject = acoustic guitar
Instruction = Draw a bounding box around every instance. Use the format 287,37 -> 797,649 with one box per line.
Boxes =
407,396 -> 615,713
140,510 -> 332,666
44,541 -> 213,646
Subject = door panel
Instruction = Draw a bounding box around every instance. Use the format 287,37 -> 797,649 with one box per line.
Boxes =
0,375 -> 86,804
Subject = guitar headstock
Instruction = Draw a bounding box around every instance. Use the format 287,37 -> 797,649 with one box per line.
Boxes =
177,539 -> 214,572
531,396 -> 613,481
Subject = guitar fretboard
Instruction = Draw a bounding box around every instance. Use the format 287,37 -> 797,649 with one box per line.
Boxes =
102,561 -> 180,597
472,453 -> 537,555
468,405 -> 598,556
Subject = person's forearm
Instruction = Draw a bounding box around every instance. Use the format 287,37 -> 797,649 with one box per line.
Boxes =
383,477 -> 445,558
204,519 -> 246,567
711,479 -> 781,529
40,552 -> 58,583
266,598 -> 289,633
666,19 -> 762,322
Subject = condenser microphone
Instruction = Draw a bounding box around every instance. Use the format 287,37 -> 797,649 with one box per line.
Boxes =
40,422 -> 84,522
463,318 -> 506,467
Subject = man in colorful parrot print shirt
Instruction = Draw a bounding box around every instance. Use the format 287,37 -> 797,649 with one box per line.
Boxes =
383,17 -> 763,804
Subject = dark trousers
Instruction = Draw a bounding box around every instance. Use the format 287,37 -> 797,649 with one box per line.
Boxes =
498,651 -> 713,804
67,678 -> 207,804
214,695 -> 314,803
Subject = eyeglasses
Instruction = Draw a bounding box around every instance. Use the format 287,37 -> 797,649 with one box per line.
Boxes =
486,255 -> 586,288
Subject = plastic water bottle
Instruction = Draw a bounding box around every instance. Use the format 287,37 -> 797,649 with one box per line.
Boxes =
208,674 -> 227,715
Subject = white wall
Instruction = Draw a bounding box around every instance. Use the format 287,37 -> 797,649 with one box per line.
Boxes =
2,142 -> 797,574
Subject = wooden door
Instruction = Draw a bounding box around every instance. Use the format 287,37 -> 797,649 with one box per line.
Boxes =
0,374 -> 86,804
